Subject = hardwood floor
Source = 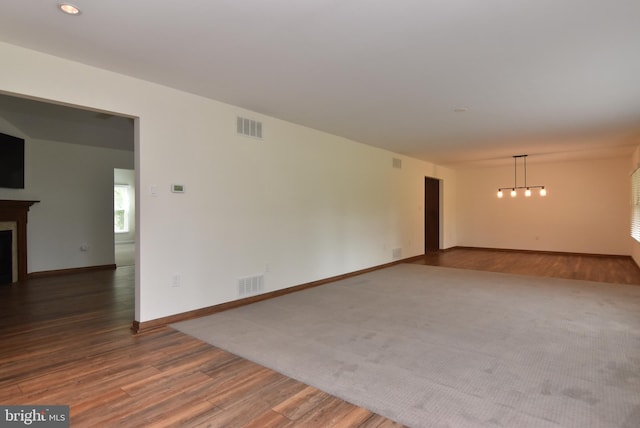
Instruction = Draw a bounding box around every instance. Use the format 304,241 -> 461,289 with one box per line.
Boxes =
1,248 -> 639,427
413,247 -> 640,285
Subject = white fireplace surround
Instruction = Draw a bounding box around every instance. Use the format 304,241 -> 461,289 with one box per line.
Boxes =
0,221 -> 18,283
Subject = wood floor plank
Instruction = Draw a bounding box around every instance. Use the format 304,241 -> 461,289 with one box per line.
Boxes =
272,385 -> 334,420
284,396 -> 357,427
297,401 -> 376,428
70,388 -> 131,418
16,356 -> 157,394
73,377 -> 212,427
208,376 -> 307,427
242,409 -> 292,428
206,367 -> 286,408
357,415 -> 406,428
121,369 -> 214,397
202,395 -> 279,427
0,384 -> 22,402
150,342 -> 237,373
150,400 -> 222,428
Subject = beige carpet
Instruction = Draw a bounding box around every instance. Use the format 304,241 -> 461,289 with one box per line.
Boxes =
172,264 -> 640,428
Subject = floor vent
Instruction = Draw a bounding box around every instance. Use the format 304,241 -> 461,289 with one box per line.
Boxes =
238,274 -> 264,297
392,158 -> 402,169
237,116 -> 263,139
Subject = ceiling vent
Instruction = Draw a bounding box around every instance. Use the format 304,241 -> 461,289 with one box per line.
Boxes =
392,158 -> 402,169
237,116 -> 263,139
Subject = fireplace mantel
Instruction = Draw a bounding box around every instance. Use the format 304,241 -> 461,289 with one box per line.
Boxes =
0,200 -> 38,283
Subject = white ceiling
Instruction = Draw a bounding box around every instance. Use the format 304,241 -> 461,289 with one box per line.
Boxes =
0,93 -> 134,151
0,0 -> 639,166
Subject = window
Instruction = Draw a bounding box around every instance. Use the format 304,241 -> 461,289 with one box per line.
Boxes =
632,168 -> 640,242
114,184 -> 130,233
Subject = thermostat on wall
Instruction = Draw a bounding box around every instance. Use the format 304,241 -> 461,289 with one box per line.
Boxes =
171,184 -> 185,193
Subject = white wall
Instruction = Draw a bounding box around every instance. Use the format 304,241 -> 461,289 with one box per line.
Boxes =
456,157 -> 630,255
114,168 -> 136,244
0,42 -> 456,322
0,116 -> 134,271
630,146 -> 640,266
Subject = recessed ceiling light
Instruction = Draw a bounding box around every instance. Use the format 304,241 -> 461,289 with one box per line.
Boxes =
58,3 -> 81,15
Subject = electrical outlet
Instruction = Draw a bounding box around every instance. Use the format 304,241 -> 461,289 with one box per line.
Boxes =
172,274 -> 180,287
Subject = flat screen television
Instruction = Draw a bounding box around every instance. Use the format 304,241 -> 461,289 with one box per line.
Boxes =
0,132 -> 25,189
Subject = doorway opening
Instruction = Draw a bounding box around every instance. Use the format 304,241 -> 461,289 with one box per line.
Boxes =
0,230 -> 12,284
114,168 -> 136,267
425,176 -> 440,253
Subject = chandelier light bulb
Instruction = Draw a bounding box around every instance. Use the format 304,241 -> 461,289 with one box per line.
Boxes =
497,189 -> 503,198
525,188 -> 531,197
510,189 -> 517,197
540,187 -> 547,196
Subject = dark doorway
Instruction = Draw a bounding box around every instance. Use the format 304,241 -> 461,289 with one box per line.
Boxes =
425,177 -> 440,253
0,230 -> 12,284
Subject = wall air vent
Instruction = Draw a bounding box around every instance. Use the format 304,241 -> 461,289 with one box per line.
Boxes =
238,274 -> 265,297
392,248 -> 402,259
392,158 -> 402,169
237,116 -> 263,139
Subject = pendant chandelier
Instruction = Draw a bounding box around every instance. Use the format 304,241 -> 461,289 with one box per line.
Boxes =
497,154 -> 546,198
